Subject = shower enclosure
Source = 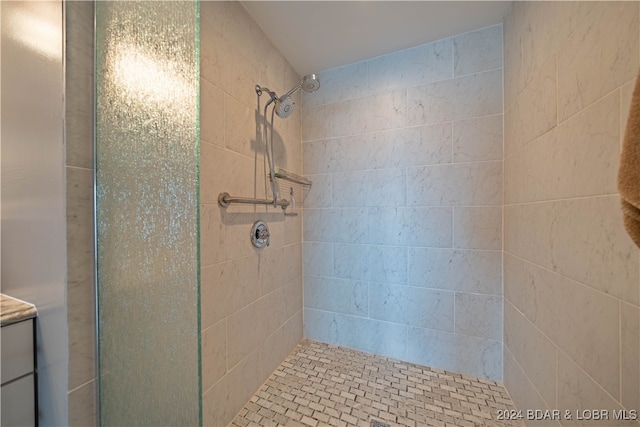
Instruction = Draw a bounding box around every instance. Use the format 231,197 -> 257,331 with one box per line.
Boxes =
95,1 -> 201,425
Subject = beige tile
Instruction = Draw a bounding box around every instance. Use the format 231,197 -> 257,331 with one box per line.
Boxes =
558,1 -> 639,122
200,78 -> 225,147
501,252 -> 621,400
503,2 -> 525,109
69,380 -> 97,427
503,300 -> 556,408
621,79 -> 637,147
505,91 -> 620,205
408,69 -> 502,126
504,54 -> 556,157
225,95 -> 257,158
504,196 -> 639,306
200,255 -> 260,329
503,348 -> 559,427
454,24 -> 503,76
65,0 -> 94,170
453,115 -> 503,162
621,302 -> 640,412
67,167 -> 96,390
202,319 -> 227,392
520,1 -> 594,90
557,352 -> 635,427
454,207 -> 502,250
227,289 -> 286,368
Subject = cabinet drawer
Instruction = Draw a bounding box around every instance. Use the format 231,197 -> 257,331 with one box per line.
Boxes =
1,374 -> 35,427
1,320 -> 34,385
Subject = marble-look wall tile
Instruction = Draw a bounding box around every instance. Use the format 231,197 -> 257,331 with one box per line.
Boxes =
200,256 -> 260,329
202,319 -> 227,392
200,30 -> 259,109
408,69 -> 502,125
302,242 -> 333,277
200,78 -> 225,147
66,167 -> 96,390
503,300 -> 557,408
367,38 -> 452,94
368,207 -> 452,247
455,293 -> 502,341
334,244 -> 407,285
407,248 -> 502,295
454,25 -> 503,77
369,124 -> 452,169
504,54 -> 557,157
503,2 -> 524,109
502,252 -> 621,400
369,283 -> 454,332
407,161 -> 502,207
505,197 -> 639,306
65,0 -> 94,171
200,203 -> 224,267
453,115 -> 503,163
200,4 -> 304,426
621,79 -> 636,144
332,169 -> 406,207
68,380 -> 97,427
203,347 -> 264,427
302,21 -> 503,383
304,308 -> 408,361
333,90 -> 408,138
453,207 -> 502,250
505,91 -> 620,205
557,352 -> 636,427
520,1 -> 595,91
302,174 -> 332,208
503,348 -> 560,427
407,327 -> 502,381
557,1 -> 639,122
224,95 -> 256,157
303,208 -> 368,244
227,288 -> 286,368
304,276 -> 368,317
303,134 -> 370,175
302,61 -> 369,109
621,302 -> 639,412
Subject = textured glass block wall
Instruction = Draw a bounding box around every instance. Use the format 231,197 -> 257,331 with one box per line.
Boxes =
95,2 -> 200,425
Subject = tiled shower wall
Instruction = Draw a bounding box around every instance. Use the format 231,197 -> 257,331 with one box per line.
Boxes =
503,2 -> 640,424
302,25 -> 505,381
65,2 -> 97,425
199,2 -> 304,425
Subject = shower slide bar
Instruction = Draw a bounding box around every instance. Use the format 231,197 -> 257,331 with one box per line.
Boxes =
218,192 -> 290,210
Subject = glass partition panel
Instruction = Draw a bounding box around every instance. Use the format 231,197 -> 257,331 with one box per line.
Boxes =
95,2 -> 200,425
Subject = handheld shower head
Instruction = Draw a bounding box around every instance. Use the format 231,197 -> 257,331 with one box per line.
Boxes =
275,96 -> 295,119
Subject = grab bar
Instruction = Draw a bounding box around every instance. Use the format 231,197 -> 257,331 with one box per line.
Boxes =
218,192 -> 289,210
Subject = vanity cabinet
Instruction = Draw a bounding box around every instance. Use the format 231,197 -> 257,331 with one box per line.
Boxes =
1,295 -> 37,427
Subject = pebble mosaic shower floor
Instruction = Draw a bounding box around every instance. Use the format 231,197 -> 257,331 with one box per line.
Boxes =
229,339 -> 523,427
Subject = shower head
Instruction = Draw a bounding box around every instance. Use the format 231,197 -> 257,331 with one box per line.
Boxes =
257,74 -> 321,119
275,96 -> 295,119
301,74 -> 320,93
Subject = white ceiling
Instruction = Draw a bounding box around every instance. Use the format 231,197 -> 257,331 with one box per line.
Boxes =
240,1 -> 512,76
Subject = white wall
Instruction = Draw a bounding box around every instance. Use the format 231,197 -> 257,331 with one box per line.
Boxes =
1,1 -> 69,425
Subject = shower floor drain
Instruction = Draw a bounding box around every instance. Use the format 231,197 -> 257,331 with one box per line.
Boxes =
370,420 -> 391,427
